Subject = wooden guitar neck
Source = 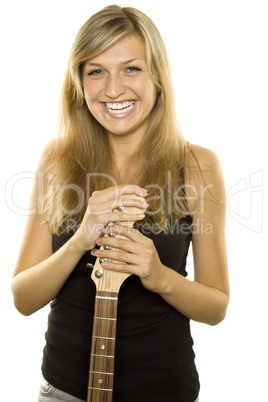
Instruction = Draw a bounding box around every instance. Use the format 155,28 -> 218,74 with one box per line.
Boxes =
87,289 -> 118,401
87,197 -> 144,402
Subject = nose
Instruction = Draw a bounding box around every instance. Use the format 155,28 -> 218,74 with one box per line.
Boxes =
105,74 -> 125,99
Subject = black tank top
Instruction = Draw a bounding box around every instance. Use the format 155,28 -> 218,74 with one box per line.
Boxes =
42,218 -> 200,401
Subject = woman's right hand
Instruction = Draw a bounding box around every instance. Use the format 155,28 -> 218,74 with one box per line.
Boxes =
71,185 -> 148,253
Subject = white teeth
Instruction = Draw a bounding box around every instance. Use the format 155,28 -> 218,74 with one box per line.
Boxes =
105,101 -> 135,114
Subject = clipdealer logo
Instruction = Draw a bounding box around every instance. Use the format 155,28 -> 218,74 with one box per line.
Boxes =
5,169 -> 264,234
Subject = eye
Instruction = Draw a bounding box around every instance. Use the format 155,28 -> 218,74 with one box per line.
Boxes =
87,69 -> 103,76
126,66 -> 142,73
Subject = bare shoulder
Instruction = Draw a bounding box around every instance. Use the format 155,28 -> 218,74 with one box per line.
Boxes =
188,143 -> 223,173
185,143 -> 226,210
186,143 -> 225,185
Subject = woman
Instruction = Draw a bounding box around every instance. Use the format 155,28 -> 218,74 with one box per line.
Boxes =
11,5 -> 229,402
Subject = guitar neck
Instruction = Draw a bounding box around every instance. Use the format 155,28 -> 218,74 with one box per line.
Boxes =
87,195 -> 145,401
87,251 -> 130,402
87,290 -> 118,402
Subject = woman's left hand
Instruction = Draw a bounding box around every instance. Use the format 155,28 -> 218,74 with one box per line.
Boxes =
95,224 -> 167,294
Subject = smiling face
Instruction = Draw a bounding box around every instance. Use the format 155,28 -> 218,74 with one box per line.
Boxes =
82,35 -> 157,142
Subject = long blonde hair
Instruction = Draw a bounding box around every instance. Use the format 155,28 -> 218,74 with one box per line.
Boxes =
43,5 -> 191,234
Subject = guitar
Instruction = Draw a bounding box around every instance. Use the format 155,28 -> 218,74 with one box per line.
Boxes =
87,198 -> 144,402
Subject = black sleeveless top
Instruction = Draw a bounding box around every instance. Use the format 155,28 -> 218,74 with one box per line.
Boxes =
41,218 -> 200,401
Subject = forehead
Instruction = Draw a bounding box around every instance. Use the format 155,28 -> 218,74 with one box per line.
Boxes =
86,35 -> 146,66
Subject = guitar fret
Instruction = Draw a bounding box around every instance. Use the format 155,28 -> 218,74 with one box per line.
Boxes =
89,371 -> 113,375
91,353 -> 114,358
88,387 -> 113,392
96,295 -> 118,300
94,316 -> 116,321
92,336 -> 116,340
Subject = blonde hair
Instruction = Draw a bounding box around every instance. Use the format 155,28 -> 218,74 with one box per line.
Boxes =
43,5 -> 191,234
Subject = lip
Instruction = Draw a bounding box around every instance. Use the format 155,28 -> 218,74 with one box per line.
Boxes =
101,100 -> 137,118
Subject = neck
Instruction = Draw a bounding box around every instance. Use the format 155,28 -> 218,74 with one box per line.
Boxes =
107,119 -> 148,161
108,132 -> 140,155
107,136 -> 139,183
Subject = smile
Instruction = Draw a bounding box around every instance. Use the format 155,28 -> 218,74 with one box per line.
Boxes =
105,101 -> 135,115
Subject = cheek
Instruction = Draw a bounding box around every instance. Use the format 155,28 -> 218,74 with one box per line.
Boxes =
83,89 -> 101,117
143,82 -> 157,108
83,81 -> 101,103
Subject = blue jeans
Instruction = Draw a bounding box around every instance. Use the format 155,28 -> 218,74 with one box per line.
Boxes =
38,374 -> 199,401
38,375 -> 85,401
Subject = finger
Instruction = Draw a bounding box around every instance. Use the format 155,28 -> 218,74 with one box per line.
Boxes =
102,224 -> 143,242
111,197 -> 149,213
100,260 -> 138,275
92,185 -> 148,202
88,197 -> 147,215
95,248 -> 137,265
114,184 -> 148,198
89,194 -> 148,215
96,235 -> 137,254
111,198 -> 142,214
104,212 -> 145,226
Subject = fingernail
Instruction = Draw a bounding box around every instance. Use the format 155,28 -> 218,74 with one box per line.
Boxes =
140,188 -> 148,196
136,214 -> 145,219
95,250 -> 101,256
141,202 -> 149,208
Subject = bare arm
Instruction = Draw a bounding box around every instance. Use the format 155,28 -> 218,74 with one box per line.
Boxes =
11,222 -> 85,316
157,145 -> 229,324
11,147 -> 86,315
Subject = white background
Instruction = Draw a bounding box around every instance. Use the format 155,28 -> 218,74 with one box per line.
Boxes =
1,1 -> 267,401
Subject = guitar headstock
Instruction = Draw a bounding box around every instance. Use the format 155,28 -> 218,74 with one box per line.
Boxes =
91,195 -> 145,293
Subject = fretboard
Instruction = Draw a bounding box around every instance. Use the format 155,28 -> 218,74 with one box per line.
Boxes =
87,291 -> 118,402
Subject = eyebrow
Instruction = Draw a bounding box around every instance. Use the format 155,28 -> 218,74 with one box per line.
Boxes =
85,58 -> 144,67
